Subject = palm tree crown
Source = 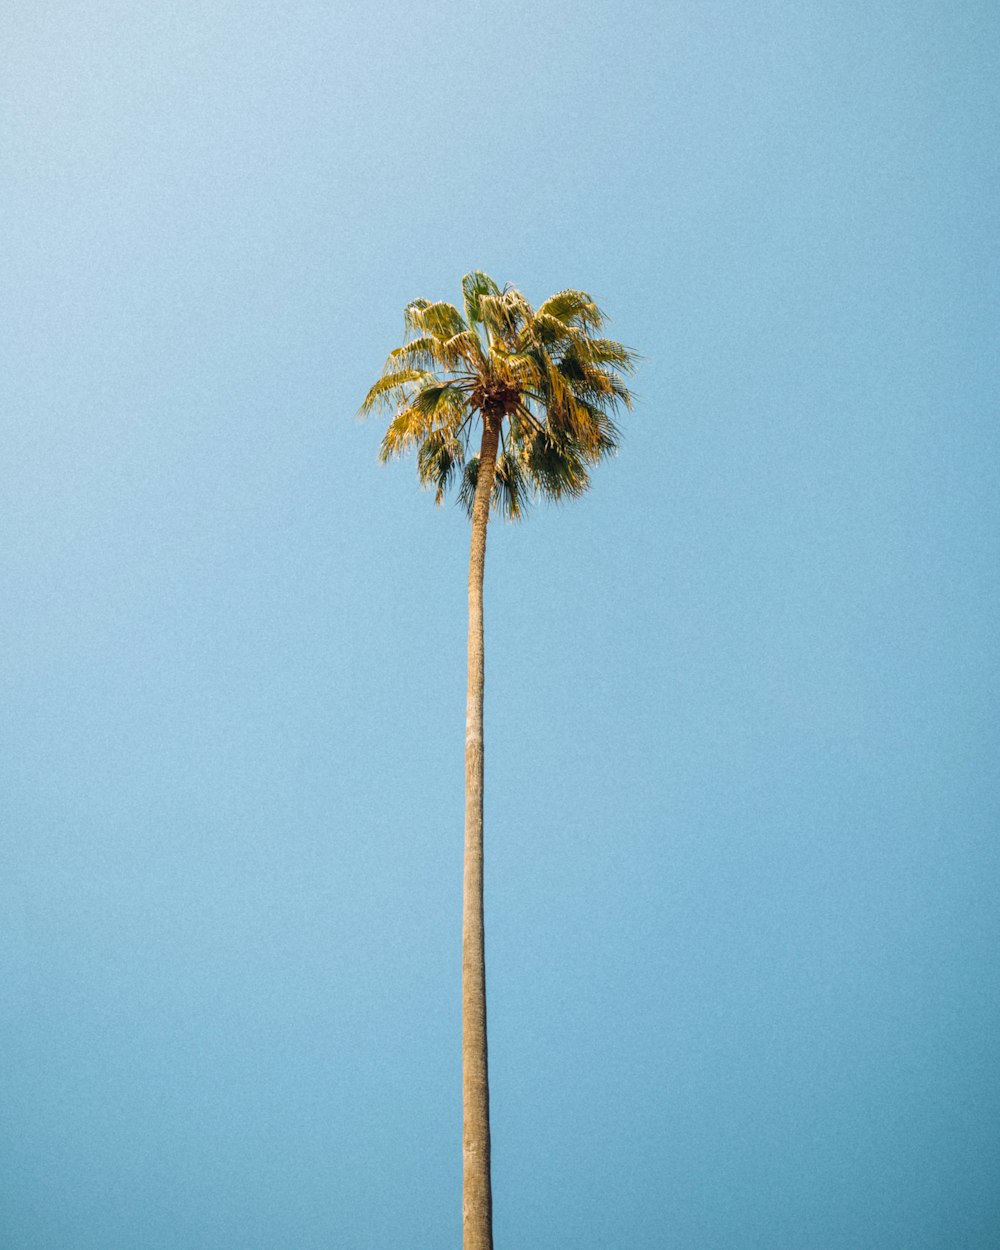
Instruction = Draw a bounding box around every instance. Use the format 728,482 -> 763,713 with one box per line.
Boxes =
360,271 -> 637,517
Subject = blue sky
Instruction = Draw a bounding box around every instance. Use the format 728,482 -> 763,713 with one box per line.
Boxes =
2,2 -> 998,1247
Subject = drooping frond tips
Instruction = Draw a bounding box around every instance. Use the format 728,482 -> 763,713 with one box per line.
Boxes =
358,368 -> 430,418
493,448 -> 529,521
584,337 -> 640,376
458,455 -> 479,517
477,289 -> 535,343
404,300 -> 468,340
416,427 -> 465,505
456,449 -> 530,522
402,298 -> 431,331
376,381 -> 469,463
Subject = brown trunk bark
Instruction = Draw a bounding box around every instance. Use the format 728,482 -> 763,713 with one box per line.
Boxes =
463,417 -> 501,1250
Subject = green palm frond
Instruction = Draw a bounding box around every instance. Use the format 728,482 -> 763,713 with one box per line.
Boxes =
402,297 -> 431,327
527,312 -> 590,353
385,335 -> 460,373
408,383 -> 466,415
476,293 -> 513,343
570,399 -> 622,459
442,328 -> 488,372
559,355 -> 633,413
359,368 -> 433,415
492,350 -> 543,390
457,455 -> 480,515
378,384 -> 467,462
523,430 -> 591,500
535,289 -> 603,331
536,353 -> 578,426
379,404 -> 434,462
580,337 -> 638,373
379,406 -> 425,462
405,300 -> 468,340
458,446 -> 527,518
417,428 -> 465,504
492,447 -> 529,520
477,289 -> 534,342
461,271 -> 500,327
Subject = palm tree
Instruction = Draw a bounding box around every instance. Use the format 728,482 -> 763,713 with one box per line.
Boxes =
360,272 -> 637,1250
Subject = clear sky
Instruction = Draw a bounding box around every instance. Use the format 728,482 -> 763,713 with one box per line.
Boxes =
2,2 -> 998,1247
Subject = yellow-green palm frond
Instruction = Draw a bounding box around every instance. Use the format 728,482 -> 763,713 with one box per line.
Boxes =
461,271 -> 501,327
521,368 -> 621,459
416,427 -> 466,504
525,311 -> 589,353
578,337 -> 639,374
457,457 -> 477,515
359,368 -> 434,416
478,289 -> 535,343
499,288 -> 535,329
379,405 -> 432,462
549,397 -> 602,453
537,349 -> 578,421
410,382 -> 468,418
491,349 -> 544,391
476,293 -> 512,341
404,300 -> 468,339
568,399 -> 622,460
492,447 -> 529,520
535,289 -> 603,332
456,429 -> 607,516
402,297 -> 431,327
378,383 -> 468,462
384,334 -> 458,373
442,328 -> 488,372
558,352 -> 634,412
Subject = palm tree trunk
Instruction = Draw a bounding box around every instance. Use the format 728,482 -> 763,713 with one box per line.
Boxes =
463,416 -> 500,1250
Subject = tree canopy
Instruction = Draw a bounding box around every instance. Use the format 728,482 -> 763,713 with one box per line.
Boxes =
360,271 -> 638,520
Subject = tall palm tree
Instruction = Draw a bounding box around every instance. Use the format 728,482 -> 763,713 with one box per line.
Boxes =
360,272 -> 637,1250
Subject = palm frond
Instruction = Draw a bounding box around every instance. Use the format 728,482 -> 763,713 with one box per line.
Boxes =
456,446 -> 534,521
405,300 -> 468,340
385,335 -> 456,373
442,328 -> 488,372
527,311 -> 588,351
379,404 -> 432,462
461,271 -> 500,327
536,350 -> 577,425
378,383 -> 466,462
579,337 -> 639,374
535,289 -> 603,332
558,354 -> 634,412
359,368 -> 432,415
416,428 -> 465,505
570,399 -> 622,460
492,350 -> 544,391
410,383 -> 468,418
402,298 -> 431,331
458,455 -> 480,515
479,290 -> 533,342
523,431 -> 591,501
492,447 -> 530,520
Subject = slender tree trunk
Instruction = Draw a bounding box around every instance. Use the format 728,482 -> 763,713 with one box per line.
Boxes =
463,416 -> 501,1250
